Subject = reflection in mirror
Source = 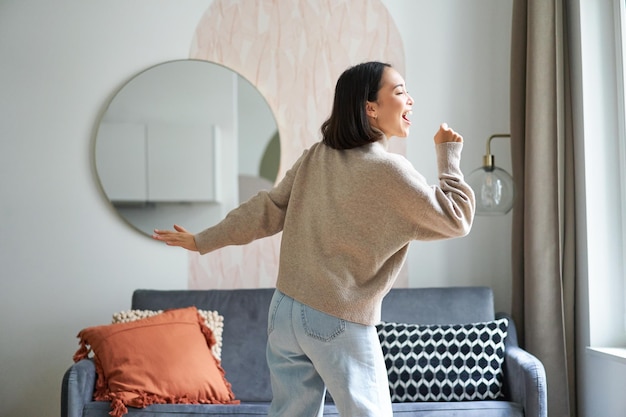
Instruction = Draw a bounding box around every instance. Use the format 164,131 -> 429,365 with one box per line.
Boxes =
95,60 -> 280,236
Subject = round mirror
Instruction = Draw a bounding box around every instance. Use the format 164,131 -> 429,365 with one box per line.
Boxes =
95,60 -> 280,236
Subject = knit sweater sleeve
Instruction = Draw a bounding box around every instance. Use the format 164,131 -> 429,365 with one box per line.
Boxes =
376,141 -> 474,241
193,149 -> 306,255
409,142 -> 476,240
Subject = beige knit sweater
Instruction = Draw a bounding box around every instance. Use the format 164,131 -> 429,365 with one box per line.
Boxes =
194,137 -> 475,325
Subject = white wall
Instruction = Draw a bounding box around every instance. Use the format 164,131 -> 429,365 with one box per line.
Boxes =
0,2 -> 214,416
388,0 -> 514,313
0,1 -> 513,416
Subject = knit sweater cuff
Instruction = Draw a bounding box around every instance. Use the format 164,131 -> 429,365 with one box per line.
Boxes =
436,142 -> 464,176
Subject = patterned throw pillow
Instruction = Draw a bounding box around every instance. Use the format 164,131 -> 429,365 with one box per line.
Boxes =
376,318 -> 508,402
112,309 -> 224,361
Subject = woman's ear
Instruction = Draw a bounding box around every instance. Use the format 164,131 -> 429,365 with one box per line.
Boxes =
365,101 -> 378,119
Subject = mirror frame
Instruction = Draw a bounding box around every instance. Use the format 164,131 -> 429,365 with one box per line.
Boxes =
94,59 -> 280,236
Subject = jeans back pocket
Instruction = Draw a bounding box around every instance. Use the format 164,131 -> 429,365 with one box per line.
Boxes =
301,304 -> 345,342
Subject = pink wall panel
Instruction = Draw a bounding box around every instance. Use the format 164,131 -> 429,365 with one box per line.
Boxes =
188,0 -> 407,289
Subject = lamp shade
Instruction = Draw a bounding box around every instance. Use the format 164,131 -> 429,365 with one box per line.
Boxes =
467,166 -> 515,215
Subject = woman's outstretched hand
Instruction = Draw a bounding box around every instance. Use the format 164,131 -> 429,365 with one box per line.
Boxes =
434,123 -> 463,144
152,224 -> 198,252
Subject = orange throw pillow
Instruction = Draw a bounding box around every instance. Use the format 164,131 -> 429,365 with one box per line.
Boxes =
73,306 -> 239,417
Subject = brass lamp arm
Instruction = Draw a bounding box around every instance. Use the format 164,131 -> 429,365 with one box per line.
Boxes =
483,134 -> 511,170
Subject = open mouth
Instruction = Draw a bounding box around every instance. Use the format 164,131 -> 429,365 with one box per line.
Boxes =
402,110 -> 412,124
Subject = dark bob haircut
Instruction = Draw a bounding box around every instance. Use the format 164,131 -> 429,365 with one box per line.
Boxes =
321,61 -> 391,150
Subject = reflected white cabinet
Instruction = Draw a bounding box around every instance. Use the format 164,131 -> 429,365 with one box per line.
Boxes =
96,121 -> 219,203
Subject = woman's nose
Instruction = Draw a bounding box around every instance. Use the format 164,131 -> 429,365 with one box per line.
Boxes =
407,94 -> 414,105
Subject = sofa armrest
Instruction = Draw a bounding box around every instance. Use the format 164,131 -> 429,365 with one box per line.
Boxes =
61,359 -> 96,417
497,313 -> 547,417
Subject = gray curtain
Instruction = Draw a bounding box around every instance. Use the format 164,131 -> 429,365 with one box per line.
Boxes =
510,0 -> 576,416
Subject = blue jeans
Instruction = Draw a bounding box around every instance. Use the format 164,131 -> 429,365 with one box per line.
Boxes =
266,290 -> 392,417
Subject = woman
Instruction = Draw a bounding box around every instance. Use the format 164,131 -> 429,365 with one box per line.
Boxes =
153,61 -> 475,417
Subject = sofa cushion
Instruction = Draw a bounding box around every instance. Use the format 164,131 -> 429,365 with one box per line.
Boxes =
73,306 -> 239,417
376,318 -> 508,402
79,399 -> 524,416
111,309 -> 224,360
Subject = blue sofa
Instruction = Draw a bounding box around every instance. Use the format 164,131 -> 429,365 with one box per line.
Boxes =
61,287 -> 546,417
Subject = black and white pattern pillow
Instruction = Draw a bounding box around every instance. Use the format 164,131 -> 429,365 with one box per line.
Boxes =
376,318 -> 508,402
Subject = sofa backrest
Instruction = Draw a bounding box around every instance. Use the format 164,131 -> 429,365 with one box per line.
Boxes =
131,286 -> 495,403
382,286 -> 495,324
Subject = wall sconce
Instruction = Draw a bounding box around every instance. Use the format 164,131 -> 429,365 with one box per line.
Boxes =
467,134 -> 515,215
